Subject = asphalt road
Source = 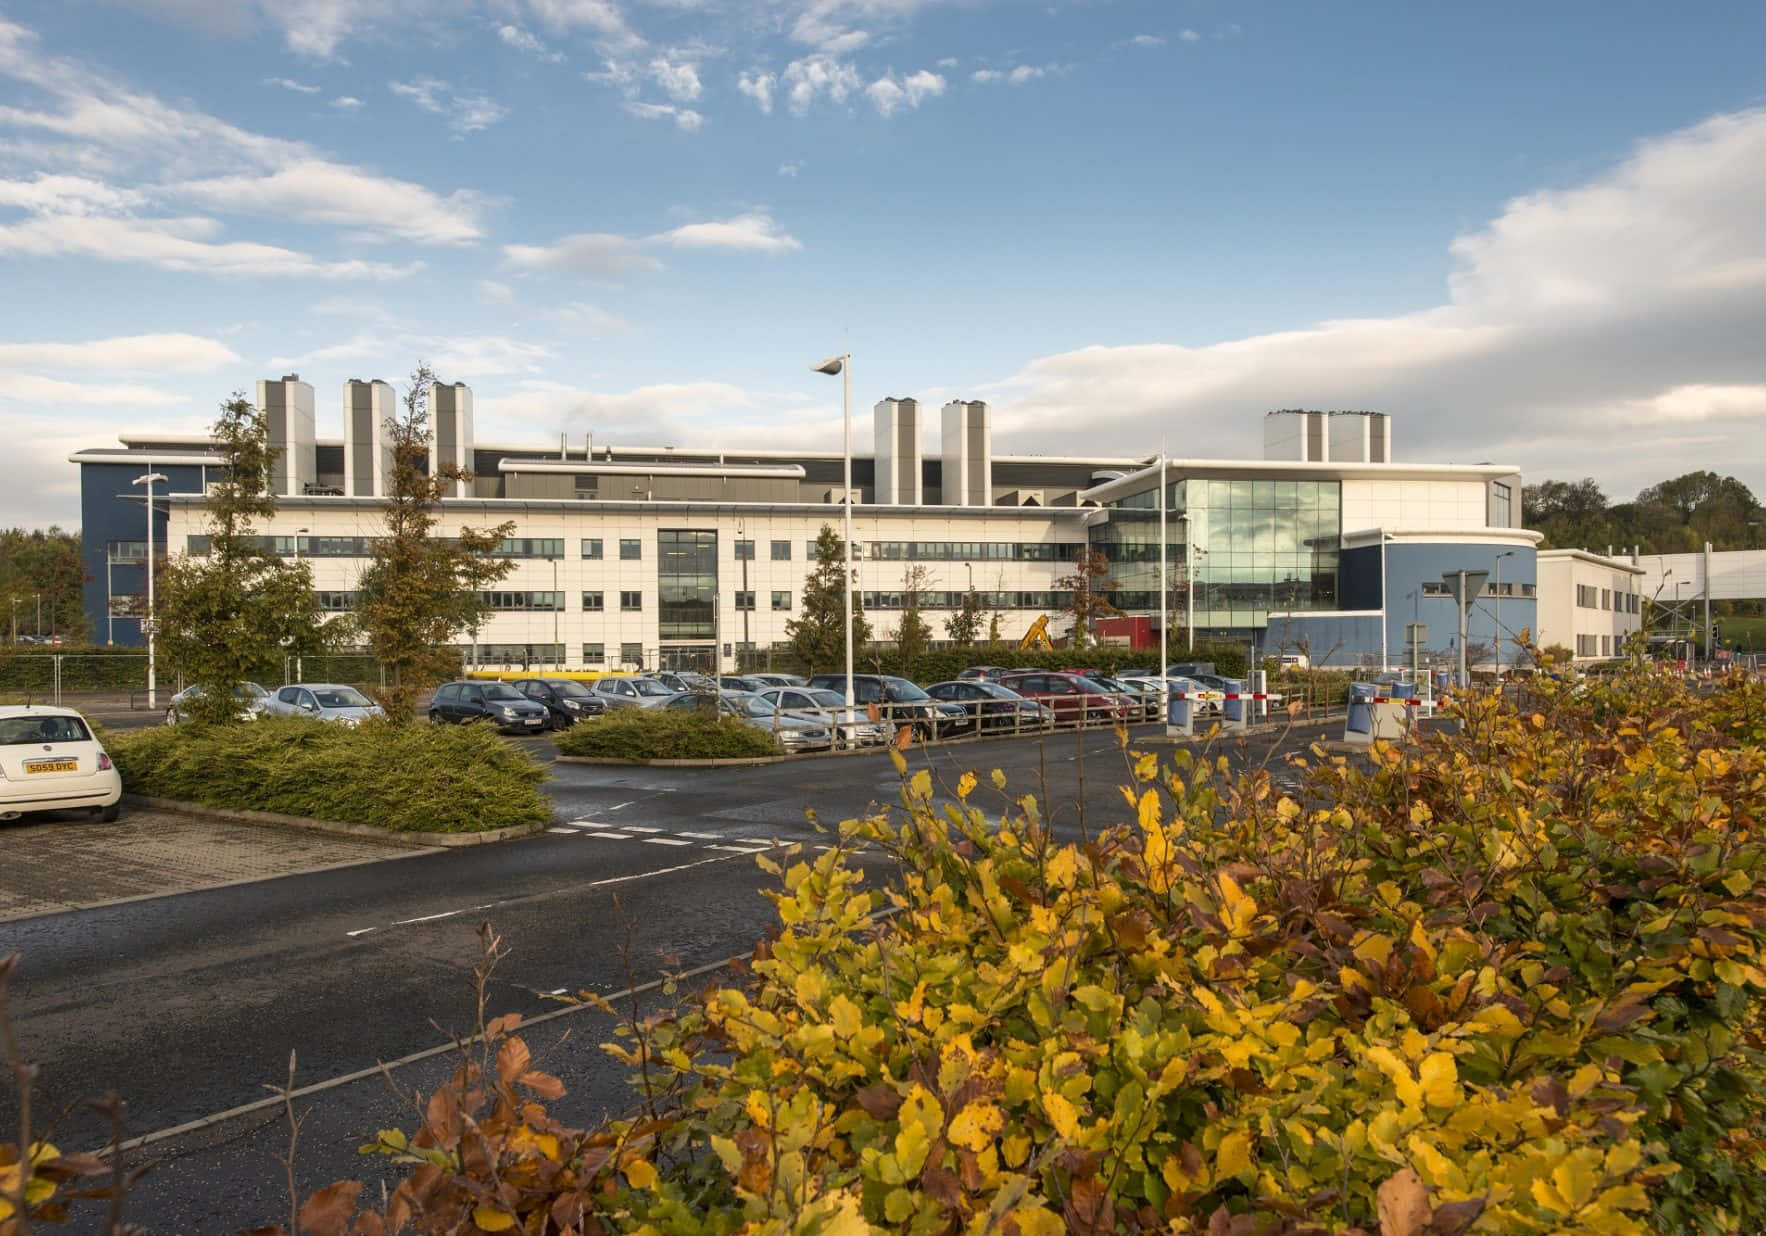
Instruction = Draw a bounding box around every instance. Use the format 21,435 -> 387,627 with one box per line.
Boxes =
0,716 -> 1337,1233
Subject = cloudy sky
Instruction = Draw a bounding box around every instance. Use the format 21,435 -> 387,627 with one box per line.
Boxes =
2,0 -> 1764,528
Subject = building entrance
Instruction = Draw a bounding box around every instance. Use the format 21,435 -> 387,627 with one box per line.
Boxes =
659,644 -> 716,672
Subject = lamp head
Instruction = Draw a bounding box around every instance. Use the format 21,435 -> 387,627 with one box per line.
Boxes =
131,472 -> 168,486
811,356 -> 844,376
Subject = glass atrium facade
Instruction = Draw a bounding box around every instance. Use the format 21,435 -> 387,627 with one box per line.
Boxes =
1098,477 -> 1341,634
657,530 -> 717,640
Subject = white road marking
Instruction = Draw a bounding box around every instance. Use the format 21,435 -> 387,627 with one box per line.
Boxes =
393,908 -> 463,925
620,823 -> 661,832
708,844 -> 766,853
345,927 -> 377,937
586,831 -> 632,839
546,827 -> 577,835
643,837 -> 692,847
608,802 -> 637,813
677,831 -> 722,840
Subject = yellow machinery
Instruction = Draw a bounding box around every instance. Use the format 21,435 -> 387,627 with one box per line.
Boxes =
1019,615 -> 1054,652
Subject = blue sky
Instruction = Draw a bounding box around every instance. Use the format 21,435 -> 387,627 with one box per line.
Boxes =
3,0 -> 1765,527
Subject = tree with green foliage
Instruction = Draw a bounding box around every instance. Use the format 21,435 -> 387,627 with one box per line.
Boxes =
0,527 -> 86,643
944,584 -> 984,646
154,393 -> 332,722
1525,470 -> 1761,553
356,364 -> 516,721
784,525 -> 871,673
1055,547 -> 1118,650
892,565 -> 935,674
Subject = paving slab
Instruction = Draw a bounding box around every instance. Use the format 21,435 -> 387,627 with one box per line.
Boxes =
0,806 -> 425,922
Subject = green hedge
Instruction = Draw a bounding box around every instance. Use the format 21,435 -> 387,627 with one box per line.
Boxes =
554,708 -> 782,760
0,650 -> 150,691
107,716 -> 551,833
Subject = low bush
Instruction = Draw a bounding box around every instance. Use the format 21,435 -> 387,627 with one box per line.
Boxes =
106,715 -> 551,833
553,708 -> 782,761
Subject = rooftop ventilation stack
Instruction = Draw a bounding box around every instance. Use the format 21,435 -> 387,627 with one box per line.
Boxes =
873,397 -> 922,505
257,373 -> 316,497
940,399 -> 991,506
431,382 -> 475,498
343,379 -> 398,497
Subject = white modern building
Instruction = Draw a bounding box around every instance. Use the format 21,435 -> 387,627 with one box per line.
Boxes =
74,389 -> 1542,674
1535,549 -> 1645,662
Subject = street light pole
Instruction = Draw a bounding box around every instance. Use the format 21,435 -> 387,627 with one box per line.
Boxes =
813,352 -> 856,711
1178,511 -> 1194,653
1493,550 -> 1515,678
1157,452 -> 1168,702
131,472 -> 168,709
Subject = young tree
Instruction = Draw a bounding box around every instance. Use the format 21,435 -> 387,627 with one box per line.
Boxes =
0,527 -> 87,643
1055,547 -> 1119,651
785,525 -> 871,673
154,393 -> 331,722
944,584 -> 984,646
356,364 -> 516,720
893,565 -> 935,673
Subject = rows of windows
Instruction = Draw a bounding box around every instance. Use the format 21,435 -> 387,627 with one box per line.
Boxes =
863,590 -> 1066,611
1575,584 -> 1640,612
734,591 -> 794,611
107,540 -> 148,564
492,537 -> 564,559
1422,581 -> 1539,599
475,643 -> 565,663
865,541 -> 1084,563
481,591 -> 565,612
317,591 -> 358,612
1575,634 -> 1616,657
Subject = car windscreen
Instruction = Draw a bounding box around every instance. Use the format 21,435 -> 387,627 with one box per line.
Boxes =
736,696 -> 780,717
552,680 -> 595,697
237,683 -> 269,699
804,690 -> 847,707
884,679 -> 930,702
482,683 -> 524,700
977,683 -> 1020,698
314,687 -> 372,708
632,679 -> 674,696
0,715 -> 91,744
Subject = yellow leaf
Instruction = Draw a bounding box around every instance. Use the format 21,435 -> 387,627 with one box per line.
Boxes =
957,771 -> 976,799
1043,1091 -> 1081,1140
1137,788 -> 1161,832
889,746 -> 907,775
1214,1129 -> 1254,1180
1045,847 -> 1080,890
829,993 -> 863,1039
910,769 -> 932,799
473,1204 -> 519,1231
948,1101 -> 1005,1151
991,768 -> 1007,790
1417,1052 -> 1458,1108
623,1157 -> 658,1190
1009,1206 -> 1067,1236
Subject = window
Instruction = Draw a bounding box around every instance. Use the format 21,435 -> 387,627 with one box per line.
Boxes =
1601,634 -> 1612,656
581,591 -> 604,612
109,540 -> 148,563
620,590 -> 643,611
657,530 -> 716,639
734,591 -> 755,611
734,539 -> 755,561
1577,634 -> 1598,656
619,539 -> 641,560
1489,481 -> 1513,528
771,590 -> 791,611
481,591 -> 564,611
619,641 -> 643,666
492,537 -> 563,559
581,538 -> 603,559
1576,584 -> 1598,609
770,540 -> 792,561
316,591 -> 357,612
1601,588 -> 1611,610
476,643 -> 565,663
582,643 -> 605,663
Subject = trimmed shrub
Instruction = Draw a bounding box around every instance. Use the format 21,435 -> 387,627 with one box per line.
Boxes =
553,708 -> 783,761
107,716 -> 550,833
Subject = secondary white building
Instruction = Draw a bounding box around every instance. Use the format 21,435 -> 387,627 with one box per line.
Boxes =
1535,549 -> 1645,662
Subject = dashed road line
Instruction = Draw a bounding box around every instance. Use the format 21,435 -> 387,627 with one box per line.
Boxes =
643,837 -> 692,847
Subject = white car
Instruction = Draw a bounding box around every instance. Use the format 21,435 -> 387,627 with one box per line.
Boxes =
0,705 -> 124,823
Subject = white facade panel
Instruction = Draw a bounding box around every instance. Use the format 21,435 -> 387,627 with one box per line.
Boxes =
1341,478 -> 1488,534
1536,550 -> 1644,662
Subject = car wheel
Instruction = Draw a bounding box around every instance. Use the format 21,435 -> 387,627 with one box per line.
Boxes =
428,709 -> 443,723
95,802 -> 120,823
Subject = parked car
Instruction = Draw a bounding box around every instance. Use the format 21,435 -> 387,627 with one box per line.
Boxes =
752,686 -> 890,747
166,681 -> 271,724
924,680 -> 1054,733
591,675 -> 681,710
649,670 -> 717,694
1085,674 -> 1165,722
1116,674 -> 1219,717
511,677 -> 607,728
264,683 -> 385,726
955,665 -> 1013,682
717,675 -> 769,693
665,690 -> 834,752
803,674 -> 969,738
428,680 -> 550,732
994,671 -> 1139,726
745,672 -> 809,688
0,705 -> 123,822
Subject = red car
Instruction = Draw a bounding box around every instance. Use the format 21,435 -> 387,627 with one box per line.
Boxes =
995,671 -> 1139,725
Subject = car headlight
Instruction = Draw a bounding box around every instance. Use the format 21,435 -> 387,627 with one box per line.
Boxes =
564,699 -> 582,710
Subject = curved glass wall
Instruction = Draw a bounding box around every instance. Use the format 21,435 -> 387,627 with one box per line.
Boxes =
1098,477 -> 1340,632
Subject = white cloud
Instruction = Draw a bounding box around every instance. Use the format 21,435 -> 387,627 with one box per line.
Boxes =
549,301 -> 633,333
497,23 -> 564,61
389,77 -> 509,137
624,99 -> 704,130
985,107 -> 1766,497
330,95 -> 364,109
479,378 -> 751,435
1127,34 -> 1163,48
270,332 -> 552,376
652,212 -> 801,253
777,159 -> 802,177
0,213 -> 421,278
503,231 -> 663,278
524,0 -> 639,52
1180,28 -> 1201,43
974,64 -> 1055,86
867,68 -> 943,116
936,56 -> 958,68
176,160 -> 487,244
480,279 -> 516,302
264,76 -> 320,93
737,69 -> 775,115
0,173 -> 146,214
781,54 -> 861,115
0,373 -> 187,404
649,57 -> 702,102
0,333 -> 240,372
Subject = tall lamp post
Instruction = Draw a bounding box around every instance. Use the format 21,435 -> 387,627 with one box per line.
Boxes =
1178,511 -> 1194,653
132,472 -> 167,709
1492,550 -> 1515,678
812,352 -> 855,712
1156,453 -> 1167,703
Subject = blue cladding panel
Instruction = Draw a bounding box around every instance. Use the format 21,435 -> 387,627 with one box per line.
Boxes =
79,462 -> 211,646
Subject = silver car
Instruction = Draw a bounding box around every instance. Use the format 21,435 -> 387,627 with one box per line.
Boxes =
265,683 -> 385,726
665,690 -> 834,751
166,681 -> 270,724
592,675 -> 681,710
752,686 -> 889,747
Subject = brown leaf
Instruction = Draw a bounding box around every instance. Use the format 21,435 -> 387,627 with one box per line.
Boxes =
1592,999 -> 1651,1032
485,1012 -> 524,1037
351,1214 -> 387,1236
496,1036 -> 532,1086
298,1180 -> 363,1236
1376,1168 -> 1430,1236
853,1082 -> 903,1120
518,1070 -> 566,1100
1063,1174 -> 1114,1235
424,1086 -> 460,1141
920,1164 -> 965,1210
1428,1198 -> 1484,1235
1530,1078 -> 1570,1116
